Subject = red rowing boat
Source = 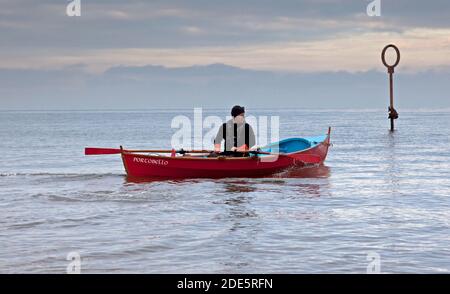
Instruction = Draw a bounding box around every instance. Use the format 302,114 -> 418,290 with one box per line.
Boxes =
85,128 -> 331,179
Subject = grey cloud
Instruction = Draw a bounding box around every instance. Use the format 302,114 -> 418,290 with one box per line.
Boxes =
1,0 -> 449,50
0,1 -> 449,110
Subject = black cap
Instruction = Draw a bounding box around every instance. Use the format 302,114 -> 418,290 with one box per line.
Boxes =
231,105 -> 245,117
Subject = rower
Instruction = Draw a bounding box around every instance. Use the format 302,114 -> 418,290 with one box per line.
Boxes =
213,105 -> 256,157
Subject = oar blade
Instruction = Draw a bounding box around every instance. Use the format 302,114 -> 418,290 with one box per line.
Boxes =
85,147 -> 121,155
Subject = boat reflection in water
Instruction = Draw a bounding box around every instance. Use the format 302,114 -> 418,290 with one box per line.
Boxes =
217,165 -> 331,199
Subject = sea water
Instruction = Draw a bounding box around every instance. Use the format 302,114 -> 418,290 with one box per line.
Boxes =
0,109 -> 449,273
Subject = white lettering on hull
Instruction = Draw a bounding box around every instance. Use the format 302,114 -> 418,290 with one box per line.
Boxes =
132,157 -> 169,166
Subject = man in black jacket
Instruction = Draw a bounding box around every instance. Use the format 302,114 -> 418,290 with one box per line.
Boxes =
213,105 -> 256,156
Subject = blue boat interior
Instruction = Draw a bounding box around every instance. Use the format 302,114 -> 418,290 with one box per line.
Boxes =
259,135 -> 327,155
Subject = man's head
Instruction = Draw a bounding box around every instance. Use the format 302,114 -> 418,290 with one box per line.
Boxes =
231,105 -> 245,124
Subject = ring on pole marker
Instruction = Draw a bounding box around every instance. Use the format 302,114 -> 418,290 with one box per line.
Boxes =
381,44 -> 400,72
381,44 -> 400,131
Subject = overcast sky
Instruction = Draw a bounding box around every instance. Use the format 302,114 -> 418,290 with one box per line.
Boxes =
0,0 -> 449,109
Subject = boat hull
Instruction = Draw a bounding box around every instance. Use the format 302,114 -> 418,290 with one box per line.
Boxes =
121,131 -> 330,179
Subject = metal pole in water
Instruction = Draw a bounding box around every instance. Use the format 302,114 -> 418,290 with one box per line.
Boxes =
381,44 -> 400,132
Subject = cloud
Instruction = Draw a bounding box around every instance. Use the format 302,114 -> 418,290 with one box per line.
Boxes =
0,0 -> 449,109
105,10 -> 132,20
1,28 -> 449,73
180,26 -> 205,35
1,1 -> 450,49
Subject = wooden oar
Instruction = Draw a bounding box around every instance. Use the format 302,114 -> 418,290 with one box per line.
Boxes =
85,147 -> 213,155
248,150 -> 321,164
215,150 -> 321,164
85,148 -> 321,164
85,147 -> 122,155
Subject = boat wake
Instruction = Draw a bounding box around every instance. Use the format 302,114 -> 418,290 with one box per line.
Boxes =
0,166 -> 329,183
273,165 -> 330,178
0,172 -> 124,180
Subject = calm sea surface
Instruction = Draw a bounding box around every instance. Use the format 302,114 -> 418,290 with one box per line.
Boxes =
1,109 -> 449,273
